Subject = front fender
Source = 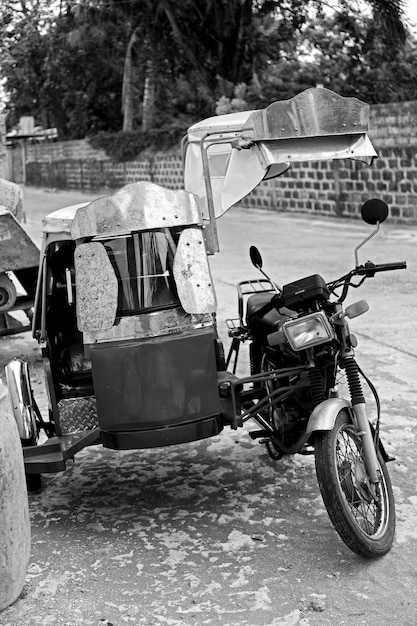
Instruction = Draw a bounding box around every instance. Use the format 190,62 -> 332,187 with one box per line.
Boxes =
305,397 -> 394,463
306,397 -> 352,436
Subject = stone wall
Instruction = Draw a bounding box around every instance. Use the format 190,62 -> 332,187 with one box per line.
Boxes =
238,148 -> 417,222
22,99 -> 417,223
26,151 -> 184,192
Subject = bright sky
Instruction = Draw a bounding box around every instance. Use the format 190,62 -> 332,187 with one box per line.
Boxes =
404,0 -> 417,29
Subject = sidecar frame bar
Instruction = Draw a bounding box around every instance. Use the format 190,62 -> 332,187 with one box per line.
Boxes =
229,364 -> 311,430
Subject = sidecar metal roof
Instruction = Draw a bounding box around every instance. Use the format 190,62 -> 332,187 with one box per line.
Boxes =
42,203 -> 88,235
41,183 -> 202,240
183,87 -> 378,252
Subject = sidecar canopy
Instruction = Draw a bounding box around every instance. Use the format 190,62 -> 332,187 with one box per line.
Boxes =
183,87 -> 378,251
34,182 -> 217,342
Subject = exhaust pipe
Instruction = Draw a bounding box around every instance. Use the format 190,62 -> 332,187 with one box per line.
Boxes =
5,358 -> 37,442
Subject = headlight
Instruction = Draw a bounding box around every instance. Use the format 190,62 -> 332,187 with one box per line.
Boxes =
283,310 -> 334,351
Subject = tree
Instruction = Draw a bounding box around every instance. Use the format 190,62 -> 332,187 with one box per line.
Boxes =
0,0 -> 412,141
0,1 -> 126,136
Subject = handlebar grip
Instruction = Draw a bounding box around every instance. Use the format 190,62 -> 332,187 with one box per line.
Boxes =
357,261 -> 407,275
372,261 -> 407,272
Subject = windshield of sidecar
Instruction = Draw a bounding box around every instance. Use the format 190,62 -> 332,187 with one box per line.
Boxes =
69,182 -> 217,334
99,228 -> 181,316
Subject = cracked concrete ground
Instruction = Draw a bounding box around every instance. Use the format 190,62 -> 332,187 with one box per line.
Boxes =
0,188 -> 416,626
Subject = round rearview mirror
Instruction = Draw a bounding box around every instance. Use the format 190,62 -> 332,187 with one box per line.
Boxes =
361,199 -> 389,225
249,245 -> 263,269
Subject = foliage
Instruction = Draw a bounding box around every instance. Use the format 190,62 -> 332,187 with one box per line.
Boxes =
88,124 -> 186,161
215,84 -> 249,114
0,0 -> 415,144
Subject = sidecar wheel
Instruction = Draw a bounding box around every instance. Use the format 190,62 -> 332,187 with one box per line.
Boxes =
314,410 -> 395,558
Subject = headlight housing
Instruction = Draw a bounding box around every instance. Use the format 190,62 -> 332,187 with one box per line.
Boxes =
283,310 -> 334,351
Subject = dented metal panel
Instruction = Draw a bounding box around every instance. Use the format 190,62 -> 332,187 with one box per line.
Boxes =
71,181 -> 201,240
256,134 -> 377,168
241,88 -> 370,141
173,228 -> 217,314
183,88 -> 378,222
82,309 -> 213,344
0,206 -> 39,271
74,242 -> 118,332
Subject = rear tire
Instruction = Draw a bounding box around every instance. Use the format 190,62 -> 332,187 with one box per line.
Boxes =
314,410 -> 395,558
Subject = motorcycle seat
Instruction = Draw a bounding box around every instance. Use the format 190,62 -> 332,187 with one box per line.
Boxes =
246,293 -> 296,335
246,292 -> 282,330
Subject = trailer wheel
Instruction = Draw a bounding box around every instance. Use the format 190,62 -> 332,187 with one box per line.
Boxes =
0,383 -> 31,611
0,274 -> 17,313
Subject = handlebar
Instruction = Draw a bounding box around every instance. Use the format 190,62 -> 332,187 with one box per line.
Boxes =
252,260 -> 407,315
330,260 -> 407,303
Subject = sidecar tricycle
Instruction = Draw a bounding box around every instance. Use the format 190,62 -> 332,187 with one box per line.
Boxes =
5,87 -> 404,558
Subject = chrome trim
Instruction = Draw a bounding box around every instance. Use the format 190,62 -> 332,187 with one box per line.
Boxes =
5,358 -> 38,442
283,310 -> 334,351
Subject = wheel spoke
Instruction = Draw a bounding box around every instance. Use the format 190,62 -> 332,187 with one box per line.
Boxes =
315,410 -> 395,557
335,424 -> 387,538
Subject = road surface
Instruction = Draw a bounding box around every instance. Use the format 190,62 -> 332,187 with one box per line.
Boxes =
1,187 -> 416,626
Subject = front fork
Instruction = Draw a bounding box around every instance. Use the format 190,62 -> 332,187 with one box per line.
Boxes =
343,356 -> 380,484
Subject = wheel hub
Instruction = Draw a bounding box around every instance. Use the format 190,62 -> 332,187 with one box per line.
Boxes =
353,458 -> 378,503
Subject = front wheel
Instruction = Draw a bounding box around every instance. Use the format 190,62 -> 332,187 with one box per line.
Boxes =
314,410 -> 395,558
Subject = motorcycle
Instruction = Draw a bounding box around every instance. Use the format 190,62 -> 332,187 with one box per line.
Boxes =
224,197 -> 406,558
4,86 -> 406,559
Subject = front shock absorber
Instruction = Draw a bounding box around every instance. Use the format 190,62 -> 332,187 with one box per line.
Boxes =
308,367 -> 326,407
342,356 -> 380,483
343,356 -> 364,405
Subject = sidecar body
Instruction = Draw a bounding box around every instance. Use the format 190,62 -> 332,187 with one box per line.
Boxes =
5,87 -> 379,478
9,182 -> 243,475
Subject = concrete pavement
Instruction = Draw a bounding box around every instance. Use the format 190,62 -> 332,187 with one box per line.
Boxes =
1,186 -> 416,626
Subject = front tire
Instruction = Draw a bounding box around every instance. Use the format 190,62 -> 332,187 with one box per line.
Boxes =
314,410 -> 395,558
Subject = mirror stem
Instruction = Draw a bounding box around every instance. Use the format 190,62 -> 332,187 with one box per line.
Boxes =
256,265 -> 281,293
354,222 -> 380,267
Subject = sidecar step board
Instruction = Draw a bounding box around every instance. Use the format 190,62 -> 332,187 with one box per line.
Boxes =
24,439 -> 66,474
23,429 -> 101,474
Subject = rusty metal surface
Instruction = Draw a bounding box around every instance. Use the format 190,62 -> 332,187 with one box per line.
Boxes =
174,227 -> 217,314
83,308 -> 213,344
71,181 -> 201,240
0,178 -> 23,222
74,242 -> 118,332
241,87 -> 370,141
0,208 -> 39,271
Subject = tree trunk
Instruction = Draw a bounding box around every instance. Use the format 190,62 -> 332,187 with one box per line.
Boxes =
142,58 -> 156,132
122,28 -> 139,132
